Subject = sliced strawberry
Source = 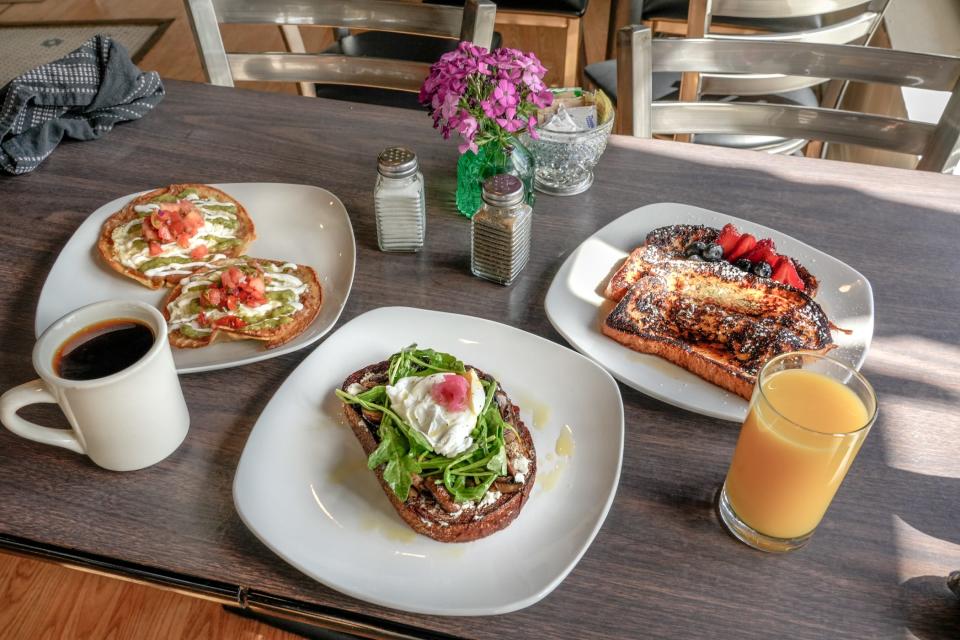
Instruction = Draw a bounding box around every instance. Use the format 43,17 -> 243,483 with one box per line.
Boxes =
766,253 -> 785,271
717,223 -> 740,256
148,241 -> 162,256
744,238 -> 777,265
771,257 -> 805,290
726,233 -> 757,262
190,245 -> 209,260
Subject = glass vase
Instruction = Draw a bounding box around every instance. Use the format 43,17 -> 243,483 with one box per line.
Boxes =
455,139 -> 535,217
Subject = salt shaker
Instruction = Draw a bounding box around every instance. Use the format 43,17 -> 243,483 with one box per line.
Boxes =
374,147 -> 426,252
471,174 -> 532,285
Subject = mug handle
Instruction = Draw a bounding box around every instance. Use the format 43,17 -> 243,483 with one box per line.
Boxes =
0,379 -> 84,454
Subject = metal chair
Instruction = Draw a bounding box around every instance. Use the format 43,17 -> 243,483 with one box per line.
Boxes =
617,25 -> 960,172
184,0 -> 496,100
587,0 -> 891,153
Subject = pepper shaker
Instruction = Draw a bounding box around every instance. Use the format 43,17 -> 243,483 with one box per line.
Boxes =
374,147 -> 426,252
470,174 -> 532,285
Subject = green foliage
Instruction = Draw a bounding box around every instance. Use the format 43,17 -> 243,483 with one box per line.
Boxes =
335,345 -> 507,504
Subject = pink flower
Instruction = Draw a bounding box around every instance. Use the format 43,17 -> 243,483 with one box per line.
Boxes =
420,44 -> 550,155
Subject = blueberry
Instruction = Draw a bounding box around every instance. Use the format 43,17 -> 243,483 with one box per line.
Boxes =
687,254 -> 703,261
734,258 -> 753,272
684,241 -> 707,258
752,261 -> 773,278
701,243 -> 723,262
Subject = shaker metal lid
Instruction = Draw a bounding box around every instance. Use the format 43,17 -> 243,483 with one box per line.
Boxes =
377,147 -> 418,178
481,174 -> 524,207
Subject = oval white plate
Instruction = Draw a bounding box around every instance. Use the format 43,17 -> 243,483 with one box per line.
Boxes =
545,202 -> 874,422
35,183 -> 356,373
233,307 -> 625,616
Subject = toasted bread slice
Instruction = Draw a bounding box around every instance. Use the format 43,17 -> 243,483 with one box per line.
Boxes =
604,224 -> 818,302
98,183 -> 256,289
341,362 -> 537,543
162,257 -> 321,349
602,260 -> 834,399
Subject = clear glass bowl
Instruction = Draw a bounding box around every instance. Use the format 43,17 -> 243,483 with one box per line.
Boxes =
521,94 -> 615,196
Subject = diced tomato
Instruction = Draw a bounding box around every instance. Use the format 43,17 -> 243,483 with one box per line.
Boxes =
141,218 -> 159,241
182,210 -> 204,233
190,245 -> 209,260
221,267 -> 243,289
226,294 -> 238,310
200,287 -> 222,308
247,276 -> 265,296
197,311 -> 208,327
176,233 -> 192,248
157,225 -> 173,242
213,315 -> 245,330
148,241 -> 162,256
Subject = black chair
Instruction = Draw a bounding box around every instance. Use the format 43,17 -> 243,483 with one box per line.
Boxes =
431,0 -> 590,87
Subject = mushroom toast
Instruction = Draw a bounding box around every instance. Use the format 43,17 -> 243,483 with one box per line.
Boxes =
336,346 -> 537,542
162,257 -> 321,349
98,183 -> 256,289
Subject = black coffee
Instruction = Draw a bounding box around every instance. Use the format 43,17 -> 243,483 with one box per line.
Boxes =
54,319 -> 154,380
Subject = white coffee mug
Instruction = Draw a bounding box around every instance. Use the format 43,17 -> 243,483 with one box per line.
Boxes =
0,300 -> 190,471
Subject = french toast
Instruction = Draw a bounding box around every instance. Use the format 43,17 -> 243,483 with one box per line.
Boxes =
162,257 -> 321,349
604,224 -> 818,302
338,353 -> 537,543
98,183 -> 256,289
602,260 -> 834,399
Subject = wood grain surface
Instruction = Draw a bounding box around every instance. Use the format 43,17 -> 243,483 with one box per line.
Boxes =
0,80 -> 958,640
0,551 -> 301,640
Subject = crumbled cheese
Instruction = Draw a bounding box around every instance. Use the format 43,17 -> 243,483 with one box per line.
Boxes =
346,383 -> 364,395
512,455 -> 530,483
478,490 -> 501,510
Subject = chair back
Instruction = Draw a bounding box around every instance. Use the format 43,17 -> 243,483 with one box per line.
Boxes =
185,0 -> 496,93
617,25 -> 960,172
680,0 -> 892,98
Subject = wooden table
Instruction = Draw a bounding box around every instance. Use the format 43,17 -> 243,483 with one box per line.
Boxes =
1,80 -> 958,639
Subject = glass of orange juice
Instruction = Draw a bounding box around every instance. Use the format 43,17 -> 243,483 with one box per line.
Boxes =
719,352 -> 877,552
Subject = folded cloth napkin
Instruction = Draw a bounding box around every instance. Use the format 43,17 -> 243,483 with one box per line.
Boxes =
0,35 -> 164,175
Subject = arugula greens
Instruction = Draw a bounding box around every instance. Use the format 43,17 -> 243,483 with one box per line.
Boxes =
335,345 -> 508,504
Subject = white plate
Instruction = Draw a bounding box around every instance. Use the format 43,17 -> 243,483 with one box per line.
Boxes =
545,202 -> 874,423
233,307 -> 624,616
35,183 -> 356,373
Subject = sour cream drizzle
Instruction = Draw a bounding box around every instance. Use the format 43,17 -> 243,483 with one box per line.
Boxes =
166,259 -> 308,336
111,192 -> 242,278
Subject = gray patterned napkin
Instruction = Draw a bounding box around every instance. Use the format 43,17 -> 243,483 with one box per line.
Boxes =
0,34 -> 164,175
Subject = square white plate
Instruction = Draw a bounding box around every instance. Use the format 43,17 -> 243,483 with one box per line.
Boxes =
233,307 -> 624,616
545,202 -> 874,422
35,183 -> 356,373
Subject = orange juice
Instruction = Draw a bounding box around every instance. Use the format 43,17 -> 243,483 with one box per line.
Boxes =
724,368 -> 871,540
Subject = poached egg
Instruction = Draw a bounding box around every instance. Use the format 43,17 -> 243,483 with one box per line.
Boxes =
385,369 -> 486,457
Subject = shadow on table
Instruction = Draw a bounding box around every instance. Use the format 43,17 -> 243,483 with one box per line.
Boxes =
586,138 -> 960,639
